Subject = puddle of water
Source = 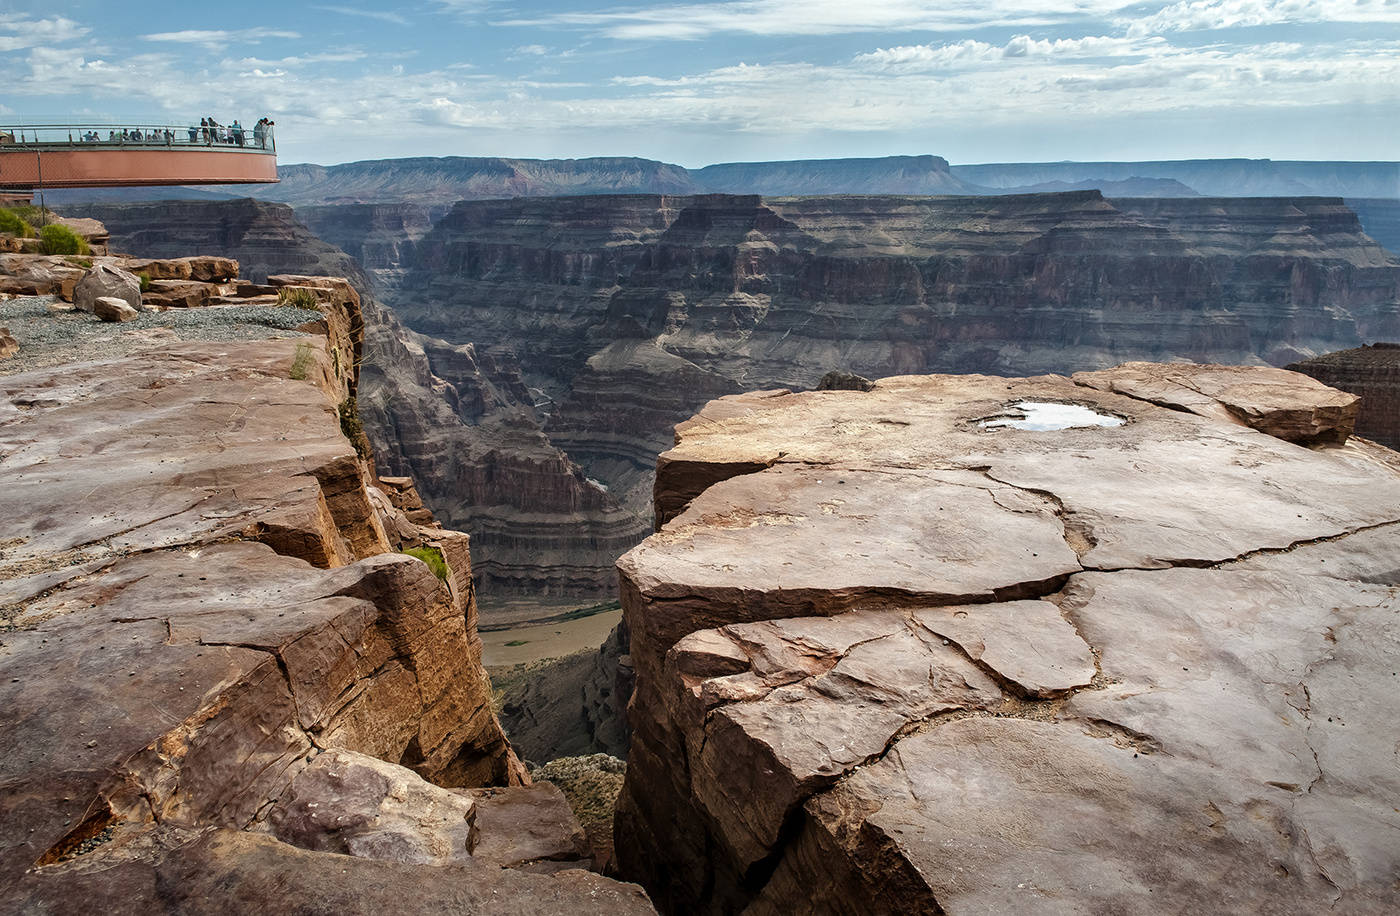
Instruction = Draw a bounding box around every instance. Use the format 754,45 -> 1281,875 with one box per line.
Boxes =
979,401 -> 1125,431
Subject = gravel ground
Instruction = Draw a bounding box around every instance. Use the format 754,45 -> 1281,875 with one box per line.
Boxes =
0,296 -> 324,376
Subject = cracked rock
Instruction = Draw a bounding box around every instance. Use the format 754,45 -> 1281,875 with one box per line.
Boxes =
615,366 -> 1400,915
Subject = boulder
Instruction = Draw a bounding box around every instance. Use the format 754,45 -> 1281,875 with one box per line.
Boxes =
144,279 -> 214,309
185,255 -> 238,282
92,296 -> 139,322
461,783 -> 591,871
0,326 -> 17,359
262,749 -> 477,867
74,263 -> 139,313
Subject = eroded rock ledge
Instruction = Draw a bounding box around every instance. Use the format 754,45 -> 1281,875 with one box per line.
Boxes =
614,366 -> 1400,915
0,262 -> 652,912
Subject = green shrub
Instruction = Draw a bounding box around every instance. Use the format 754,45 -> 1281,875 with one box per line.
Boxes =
276,286 -> 320,308
288,341 -> 316,380
338,397 -> 371,459
0,208 -> 34,238
401,545 -> 450,582
138,272 -> 152,292
38,224 -> 90,256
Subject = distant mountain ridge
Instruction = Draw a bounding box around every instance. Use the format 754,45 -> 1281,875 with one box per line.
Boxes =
952,158 -> 1400,199
42,154 -> 1400,212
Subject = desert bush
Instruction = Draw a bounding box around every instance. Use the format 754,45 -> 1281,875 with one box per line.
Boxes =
288,341 -> 316,380
276,286 -> 320,308
338,397 -> 371,459
38,224 -> 90,256
0,208 -> 34,238
400,545 -> 450,582
138,272 -> 152,292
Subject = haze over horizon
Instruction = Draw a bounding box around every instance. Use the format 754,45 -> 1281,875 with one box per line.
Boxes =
2,1 -> 1398,168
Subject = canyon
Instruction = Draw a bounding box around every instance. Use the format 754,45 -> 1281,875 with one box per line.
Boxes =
9,165 -> 1400,912
71,191 -> 1400,606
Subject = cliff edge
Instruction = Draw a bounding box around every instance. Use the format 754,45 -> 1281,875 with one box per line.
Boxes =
0,254 -> 652,911
614,364 -> 1400,914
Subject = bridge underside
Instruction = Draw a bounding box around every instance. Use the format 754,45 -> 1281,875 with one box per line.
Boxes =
0,147 -> 277,190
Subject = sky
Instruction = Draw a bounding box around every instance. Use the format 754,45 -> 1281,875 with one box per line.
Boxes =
1,1 -> 1398,167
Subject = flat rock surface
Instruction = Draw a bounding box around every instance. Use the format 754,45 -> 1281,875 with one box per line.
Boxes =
615,366 -> 1400,915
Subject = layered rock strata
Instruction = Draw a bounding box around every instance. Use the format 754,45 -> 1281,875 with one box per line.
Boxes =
0,269 -> 652,911
394,192 -> 1400,551
58,199 -> 367,284
1290,343 -> 1400,450
614,366 -> 1400,914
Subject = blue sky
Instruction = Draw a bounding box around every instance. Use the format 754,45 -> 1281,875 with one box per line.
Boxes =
2,1 -> 1398,167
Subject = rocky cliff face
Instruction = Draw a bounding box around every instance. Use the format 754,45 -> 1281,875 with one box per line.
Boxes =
0,258 -> 653,911
1290,343 -> 1400,449
612,365 -> 1400,914
59,199 -> 367,284
390,191 -> 1400,559
357,296 -> 648,595
297,202 -> 437,289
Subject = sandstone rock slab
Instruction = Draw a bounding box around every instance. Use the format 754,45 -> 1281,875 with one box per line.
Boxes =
0,326 -> 16,359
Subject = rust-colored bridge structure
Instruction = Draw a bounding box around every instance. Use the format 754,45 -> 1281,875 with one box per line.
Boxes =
0,121 -> 278,195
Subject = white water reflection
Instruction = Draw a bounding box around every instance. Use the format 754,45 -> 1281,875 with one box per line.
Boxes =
979,401 -> 1125,431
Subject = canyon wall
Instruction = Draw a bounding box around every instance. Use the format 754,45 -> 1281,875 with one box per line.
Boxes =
612,365 -> 1400,914
1290,343 -> 1400,450
388,191 -> 1400,552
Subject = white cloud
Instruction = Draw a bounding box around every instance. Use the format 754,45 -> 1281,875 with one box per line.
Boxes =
854,35 -> 1167,71
1126,0 -> 1400,36
313,5 -> 410,26
143,28 -> 301,48
498,0 -> 1132,40
0,16 -> 89,53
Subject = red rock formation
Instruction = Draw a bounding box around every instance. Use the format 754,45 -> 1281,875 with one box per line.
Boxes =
0,271 -> 653,912
614,367 -> 1400,914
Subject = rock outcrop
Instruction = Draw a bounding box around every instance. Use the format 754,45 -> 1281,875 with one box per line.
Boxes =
613,366 -> 1400,914
0,265 -> 652,911
1290,343 -> 1400,450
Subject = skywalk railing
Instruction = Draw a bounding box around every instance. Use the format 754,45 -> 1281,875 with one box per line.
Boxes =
0,121 -> 276,154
